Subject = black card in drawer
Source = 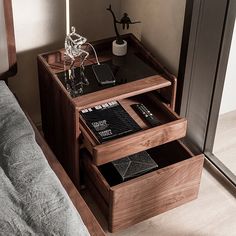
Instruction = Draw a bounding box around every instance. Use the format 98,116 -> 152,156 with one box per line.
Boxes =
80,101 -> 141,143
111,151 -> 158,182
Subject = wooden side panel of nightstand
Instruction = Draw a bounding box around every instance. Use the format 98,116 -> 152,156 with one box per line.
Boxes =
37,56 -> 80,188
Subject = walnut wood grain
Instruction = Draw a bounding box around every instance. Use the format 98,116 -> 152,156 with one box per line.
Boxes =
84,176 -> 109,219
110,155 -> 203,232
82,151 -> 110,203
38,56 -> 80,189
75,76 -> 171,110
28,115 -> 105,236
42,49 -> 109,75
82,141 -> 204,232
93,119 -> 187,165
3,0 -> 16,70
0,0 -> 17,81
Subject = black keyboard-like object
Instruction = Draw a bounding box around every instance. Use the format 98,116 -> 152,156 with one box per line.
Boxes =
80,101 -> 141,143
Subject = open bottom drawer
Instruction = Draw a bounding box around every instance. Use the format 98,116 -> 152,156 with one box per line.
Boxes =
82,141 -> 204,232
80,92 -> 187,165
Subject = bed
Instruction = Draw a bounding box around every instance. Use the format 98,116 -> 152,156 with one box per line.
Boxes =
0,0 -> 105,235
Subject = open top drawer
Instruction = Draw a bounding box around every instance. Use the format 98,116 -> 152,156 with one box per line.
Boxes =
79,92 -> 187,165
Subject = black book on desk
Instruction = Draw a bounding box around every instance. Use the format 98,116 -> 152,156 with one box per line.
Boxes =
80,101 -> 141,143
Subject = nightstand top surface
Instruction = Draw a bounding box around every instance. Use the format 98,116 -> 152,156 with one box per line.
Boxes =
39,34 -> 175,109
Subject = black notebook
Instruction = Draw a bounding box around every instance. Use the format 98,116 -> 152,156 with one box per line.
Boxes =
80,101 -> 141,143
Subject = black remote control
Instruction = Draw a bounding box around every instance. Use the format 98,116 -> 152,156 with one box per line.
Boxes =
131,103 -> 162,127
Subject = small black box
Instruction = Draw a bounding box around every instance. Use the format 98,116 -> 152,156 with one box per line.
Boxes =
111,151 -> 158,182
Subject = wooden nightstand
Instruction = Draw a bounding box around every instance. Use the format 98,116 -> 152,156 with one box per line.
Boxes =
37,34 -> 204,232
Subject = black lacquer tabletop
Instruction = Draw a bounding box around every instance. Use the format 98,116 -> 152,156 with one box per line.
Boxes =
57,51 -> 159,98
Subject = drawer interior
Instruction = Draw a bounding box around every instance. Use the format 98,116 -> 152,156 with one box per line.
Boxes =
118,92 -> 178,131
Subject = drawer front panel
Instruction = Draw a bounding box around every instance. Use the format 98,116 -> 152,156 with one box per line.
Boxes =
109,155 -> 203,232
93,119 -> 187,165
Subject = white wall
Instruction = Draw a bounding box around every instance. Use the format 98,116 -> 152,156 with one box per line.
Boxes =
9,0 -> 66,124
219,19 -> 236,115
70,0 -> 120,41
120,0 -> 186,75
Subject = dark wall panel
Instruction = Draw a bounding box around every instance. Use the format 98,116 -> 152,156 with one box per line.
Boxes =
178,0 -> 228,153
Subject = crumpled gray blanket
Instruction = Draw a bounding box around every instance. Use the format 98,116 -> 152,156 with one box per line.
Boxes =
0,81 -> 90,236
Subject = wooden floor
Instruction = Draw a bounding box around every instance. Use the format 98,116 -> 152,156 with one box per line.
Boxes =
213,110 -> 236,175
82,162 -> 236,236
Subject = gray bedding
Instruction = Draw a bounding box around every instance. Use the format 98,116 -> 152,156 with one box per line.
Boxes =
0,81 -> 90,236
